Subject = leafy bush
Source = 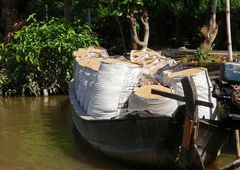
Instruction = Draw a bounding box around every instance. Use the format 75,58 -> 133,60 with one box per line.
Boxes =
0,14 -> 99,96
0,43 -> 18,96
196,48 -> 209,61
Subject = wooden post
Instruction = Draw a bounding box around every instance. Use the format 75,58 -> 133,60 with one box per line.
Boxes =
182,117 -> 194,150
151,76 -> 214,151
181,76 -> 198,150
181,76 -> 197,119
226,0 -> 233,61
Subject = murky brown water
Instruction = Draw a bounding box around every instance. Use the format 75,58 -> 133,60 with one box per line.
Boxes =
0,96 -> 237,170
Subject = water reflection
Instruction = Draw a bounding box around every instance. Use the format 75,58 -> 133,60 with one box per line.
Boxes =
0,96 -> 134,170
0,96 -> 237,170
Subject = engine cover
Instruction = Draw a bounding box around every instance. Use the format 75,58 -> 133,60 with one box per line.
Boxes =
220,62 -> 240,83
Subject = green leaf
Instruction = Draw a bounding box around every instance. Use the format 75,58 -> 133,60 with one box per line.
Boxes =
122,0 -> 130,4
136,0 -> 144,6
27,13 -> 37,22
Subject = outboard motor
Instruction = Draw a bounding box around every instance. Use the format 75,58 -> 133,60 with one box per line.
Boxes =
213,62 -> 240,121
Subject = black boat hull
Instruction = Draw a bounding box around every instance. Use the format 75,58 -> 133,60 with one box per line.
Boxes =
69,82 -> 229,169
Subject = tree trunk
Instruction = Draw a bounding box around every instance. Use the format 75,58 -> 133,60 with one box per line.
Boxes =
200,0 -> 218,52
115,16 -> 127,56
45,4 -> 49,20
226,0 -> 233,61
1,0 -> 19,35
175,16 -> 180,46
128,10 -> 150,50
64,0 -> 72,22
86,8 -> 91,25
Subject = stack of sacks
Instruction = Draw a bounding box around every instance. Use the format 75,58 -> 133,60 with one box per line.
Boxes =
130,48 -> 163,71
87,59 -> 143,119
126,85 -> 178,117
73,46 -> 109,59
151,63 -> 183,86
138,74 -> 159,86
130,48 -> 161,64
167,67 -> 218,120
72,46 -> 217,120
130,48 -> 178,77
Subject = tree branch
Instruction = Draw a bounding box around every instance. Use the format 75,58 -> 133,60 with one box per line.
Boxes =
128,14 -> 145,47
142,10 -> 149,47
128,10 -> 149,49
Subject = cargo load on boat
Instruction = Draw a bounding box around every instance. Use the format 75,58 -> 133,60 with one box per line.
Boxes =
72,46 -> 217,120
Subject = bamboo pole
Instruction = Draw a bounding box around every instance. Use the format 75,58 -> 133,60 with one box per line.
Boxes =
235,130 -> 240,159
220,159 -> 240,170
226,0 -> 233,61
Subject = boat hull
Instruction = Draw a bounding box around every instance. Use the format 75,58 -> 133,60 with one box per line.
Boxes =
73,111 -> 184,169
69,82 -> 229,169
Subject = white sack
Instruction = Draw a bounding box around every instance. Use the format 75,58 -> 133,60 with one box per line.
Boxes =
73,46 -> 109,58
153,63 -> 183,86
83,71 -> 97,112
75,57 -> 104,108
73,60 -> 80,94
130,48 -> 161,63
127,93 -> 178,117
76,67 -> 96,108
169,69 -> 218,120
87,62 -> 142,119
147,58 -> 177,75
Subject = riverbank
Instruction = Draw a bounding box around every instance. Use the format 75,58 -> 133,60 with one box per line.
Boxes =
161,48 -> 240,81
161,48 -> 240,58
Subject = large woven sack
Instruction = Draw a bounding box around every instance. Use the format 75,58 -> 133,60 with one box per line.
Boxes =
87,61 -> 142,119
83,71 -> 97,113
73,46 -> 109,58
130,48 -> 162,62
73,60 -> 80,94
76,67 -> 97,108
169,68 -> 218,120
130,48 -> 168,74
147,58 -> 177,76
75,57 -> 104,108
127,85 -> 178,117
152,63 -> 182,86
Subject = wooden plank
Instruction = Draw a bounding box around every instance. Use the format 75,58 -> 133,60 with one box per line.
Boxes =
193,118 -> 200,145
181,76 -> 197,119
180,76 -> 198,151
151,89 -> 214,108
181,117 -> 193,150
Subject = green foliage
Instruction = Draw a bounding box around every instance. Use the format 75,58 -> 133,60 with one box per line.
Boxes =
0,43 -> 18,96
196,48 -> 209,61
97,0 -> 147,18
0,14 -> 99,96
0,74 -> 11,96
217,0 -> 240,12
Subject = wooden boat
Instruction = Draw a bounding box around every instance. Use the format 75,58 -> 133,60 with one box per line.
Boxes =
68,79 -> 229,170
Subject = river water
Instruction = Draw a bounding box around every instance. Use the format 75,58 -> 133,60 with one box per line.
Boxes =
0,96 -> 237,170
